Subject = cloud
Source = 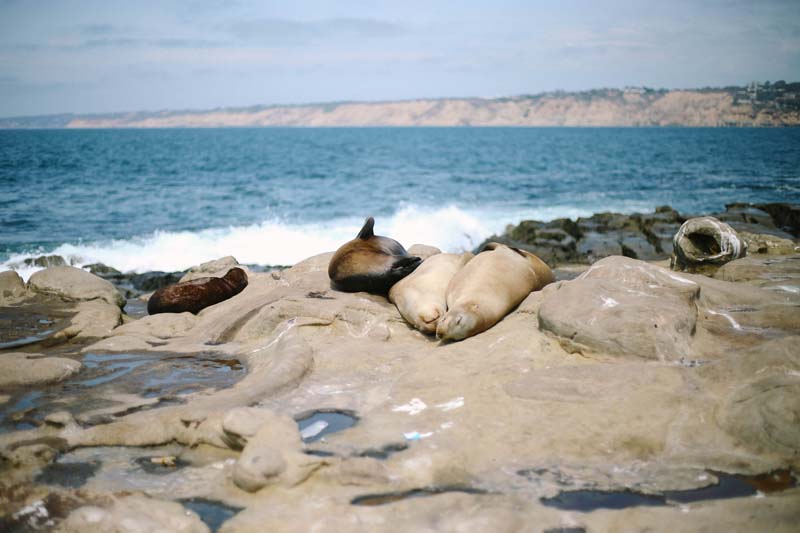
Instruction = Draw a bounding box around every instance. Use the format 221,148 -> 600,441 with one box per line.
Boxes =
229,17 -> 406,46
78,23 -> 116,36
77,37 -> 226,49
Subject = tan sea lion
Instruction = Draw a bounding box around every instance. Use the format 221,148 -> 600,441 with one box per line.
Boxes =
147,267 -> 248,315
389,252 -> 473,334
436,243 -> 554,341
328,217 -> 422,294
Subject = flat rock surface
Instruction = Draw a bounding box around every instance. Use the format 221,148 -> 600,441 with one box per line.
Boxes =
0,352 -> 81,387
28,266 -> 124,308
1,250 -> 799,532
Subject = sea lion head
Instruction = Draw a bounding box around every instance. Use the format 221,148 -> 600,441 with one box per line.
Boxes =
328,216 -> 421,294
435,305 -> 479,342
414,303 -> 445,335
223,267 -> 249,288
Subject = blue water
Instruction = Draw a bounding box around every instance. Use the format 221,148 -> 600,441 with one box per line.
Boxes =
1,127 -> 798,274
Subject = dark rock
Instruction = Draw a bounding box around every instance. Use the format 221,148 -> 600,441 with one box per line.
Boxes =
24,255 -> 66,268
131,271 -> 184,292
84,263 -> 122,277
755,203 -> 800,237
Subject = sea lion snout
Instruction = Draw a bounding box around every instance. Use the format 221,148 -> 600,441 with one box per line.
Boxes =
436,310 -> 475,342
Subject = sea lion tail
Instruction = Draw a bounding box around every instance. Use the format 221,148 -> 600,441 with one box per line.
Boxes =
357,217 -> 375,240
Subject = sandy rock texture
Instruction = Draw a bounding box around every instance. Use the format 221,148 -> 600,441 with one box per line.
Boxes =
1,246 -> 799,531
28,266 -> 125,308
0,353 -> 80,387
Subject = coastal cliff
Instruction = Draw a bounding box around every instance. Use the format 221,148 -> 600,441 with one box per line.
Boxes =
2,82 -> 800,128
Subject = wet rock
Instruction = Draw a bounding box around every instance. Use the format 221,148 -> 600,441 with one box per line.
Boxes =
131,271 -> 184,292
83,263 -> 122,277
539,257 -> 700,360
24,255 -> 67,268
180,256 -> 241,283
670,217 -> 747,274
480,206 -> 684,265
755,202 -> 800,237
61,494 -> 210,533
0,270 -> 28,302
0,352 -> 81,387
28,266 -> 125,307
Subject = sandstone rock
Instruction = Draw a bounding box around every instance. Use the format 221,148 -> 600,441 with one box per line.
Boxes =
739,231 -> 798,255
54,300 -> 122,341
180,256 -> 241,283
28,266 -> 124,307
0,270 -> 27,302
221,407 -> 298,450
227,408 -> 319,492
81,335 -> 153,353
407,244 -> 441,260
111,312 -> 197,339
717,373 -> 800,454
60,495 -> 210,533
539,256 -> 700,360
714,254 -> 800,293
671,216 -> 747,274
0,352 -> 80,387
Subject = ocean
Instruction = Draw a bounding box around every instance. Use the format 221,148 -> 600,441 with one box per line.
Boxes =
1,127 -> 799,278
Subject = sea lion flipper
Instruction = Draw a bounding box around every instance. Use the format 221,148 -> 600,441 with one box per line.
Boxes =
357,217 -> 375,240
480,242 -> 502,253
390,255 -> 422,276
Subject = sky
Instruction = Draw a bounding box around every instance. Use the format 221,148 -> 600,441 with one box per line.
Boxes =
1,0 -> 799,116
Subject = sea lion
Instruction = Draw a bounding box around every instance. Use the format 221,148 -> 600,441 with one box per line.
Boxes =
147,267 -> 248,315
389,252 -> 473,334
328,217 -> 422,294
436,243 -> 554,342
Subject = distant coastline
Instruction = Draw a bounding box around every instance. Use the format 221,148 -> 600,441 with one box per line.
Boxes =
1,82 -> 799,128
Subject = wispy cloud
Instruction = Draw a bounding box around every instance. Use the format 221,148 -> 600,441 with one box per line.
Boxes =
229,17 -> 406,46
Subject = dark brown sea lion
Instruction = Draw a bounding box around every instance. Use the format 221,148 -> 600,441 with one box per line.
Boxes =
147,267 -> 248,315
328,217 -> 422,294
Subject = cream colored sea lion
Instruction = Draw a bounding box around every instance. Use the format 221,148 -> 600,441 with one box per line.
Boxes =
328,217 -> 422,294
436,243 -> 554,341
389,252 -> 473,334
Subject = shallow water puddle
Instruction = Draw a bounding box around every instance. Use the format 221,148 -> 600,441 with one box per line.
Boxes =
295,410 -> 358,443
539,470 -> 798,512
0,305 -> 70,349
181,498 -> 243,532
351,486 -> 488,506
35,459 -> 101,488
0,352 -> 244,433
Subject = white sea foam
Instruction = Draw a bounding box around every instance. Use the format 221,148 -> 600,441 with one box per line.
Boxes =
1,202 -> 655,279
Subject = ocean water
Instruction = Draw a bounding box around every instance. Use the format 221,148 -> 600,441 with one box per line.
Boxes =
1,127 -> 799,278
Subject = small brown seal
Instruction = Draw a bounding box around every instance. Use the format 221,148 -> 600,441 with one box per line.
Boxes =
328,217 -> 422,294
147,267 -> 248,315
